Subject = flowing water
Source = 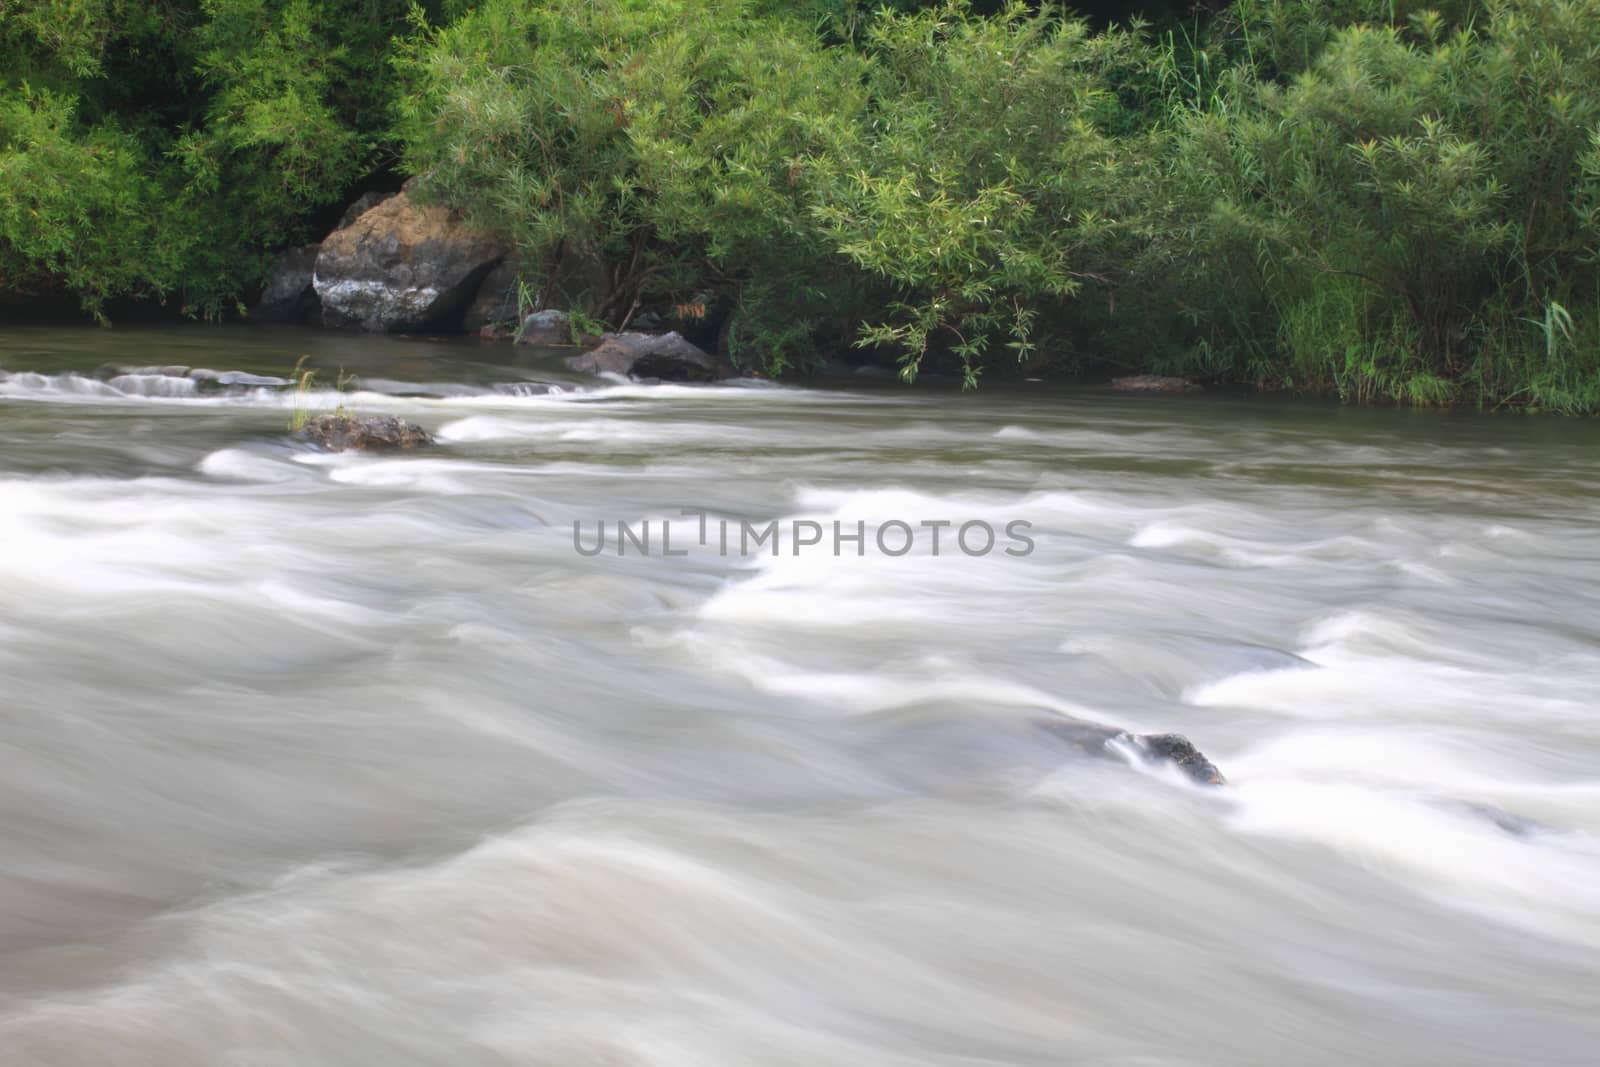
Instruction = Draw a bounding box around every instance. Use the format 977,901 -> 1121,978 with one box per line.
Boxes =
2,326 -> 1598,1066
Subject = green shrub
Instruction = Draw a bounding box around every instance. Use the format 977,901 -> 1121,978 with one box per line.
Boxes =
0,86 -> 178,312
396,0 -> 872,372
398,0 -> 1162,383
3,0 -> 1600,409
806,3 -> 1158,384
1163,0 -> 1600,407
0,0 -> 429,315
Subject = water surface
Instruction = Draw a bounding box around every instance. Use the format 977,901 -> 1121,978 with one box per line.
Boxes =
2,326 -> 1598,1066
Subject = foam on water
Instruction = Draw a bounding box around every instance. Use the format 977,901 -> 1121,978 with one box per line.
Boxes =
1225,779 -> 1600,946
0,370 -> 201,400
3,338 -> 1600,1065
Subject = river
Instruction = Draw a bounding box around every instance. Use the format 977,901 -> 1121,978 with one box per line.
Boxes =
2,326 -> 1598,1065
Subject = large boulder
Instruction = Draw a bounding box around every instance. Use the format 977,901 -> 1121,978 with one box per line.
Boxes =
313,191 -> 506,332
252,244 -> 321,324
296,413 -> 432,453
567,331 -> 717,382
462,262 -> 521,332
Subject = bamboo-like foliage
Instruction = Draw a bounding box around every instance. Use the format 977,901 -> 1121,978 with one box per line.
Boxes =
393,0 -> 874,371
1159,0 -> 1600,408
809,3 -> 1155,385
0,0 -> 433,315
5,0 -> 1600,408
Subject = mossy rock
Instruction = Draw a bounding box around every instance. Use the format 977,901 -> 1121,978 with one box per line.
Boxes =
296,413 -> 432,452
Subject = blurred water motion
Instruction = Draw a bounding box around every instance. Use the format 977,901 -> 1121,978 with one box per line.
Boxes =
2,327 -> 1598,1066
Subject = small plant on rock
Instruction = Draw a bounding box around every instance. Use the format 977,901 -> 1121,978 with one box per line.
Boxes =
288,355 -> 316,432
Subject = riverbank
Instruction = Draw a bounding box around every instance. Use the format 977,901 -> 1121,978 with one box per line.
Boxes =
8,323 -> 1600,455
8,2 -> 1600,410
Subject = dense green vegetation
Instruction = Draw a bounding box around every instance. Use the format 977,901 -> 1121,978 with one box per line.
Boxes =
4,0 -> 1600,409
0,0 -> 436,314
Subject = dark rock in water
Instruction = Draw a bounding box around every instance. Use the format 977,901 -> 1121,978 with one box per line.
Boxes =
313,191 -> 506,332
462,261 -> 521,332
252,244 -> 321,324
567,331 -> 717,382
1453,801 -> 1545,837
869,714 -> 1228,796
188,368 -> 292,391
516,309 -> 574,347
297,413 -> 432,453
1034,719 -> 1226,785
1110,374 -> 1202,393
1132,733 -> 1227,785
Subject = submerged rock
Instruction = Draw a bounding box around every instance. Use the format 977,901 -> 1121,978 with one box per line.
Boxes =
313,191 -> 506,332
1130,732 -> 1227,785
567,331 -> 717,382
1033,719 -> 1226,786
493,381 -> 563,397
296,413 -> 432,453
1110,374 -> 1202,393
1452,800 -> 1546,837
864,714 -> 1228,799
189,369 -> 292,390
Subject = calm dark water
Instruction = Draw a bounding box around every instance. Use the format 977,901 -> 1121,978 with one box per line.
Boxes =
2,326 -> 1598,1066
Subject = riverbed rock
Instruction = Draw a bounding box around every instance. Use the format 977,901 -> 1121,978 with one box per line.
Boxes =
296,413 -> 432,452
462,262 -> 521,332
1130,733 -> 1226,785
189,368 -> 292,390
515,309 -> 573,347
252,244 -> 321,324
1110,374 -> 1202,393
567,331 -> 717,382
313,191 -> 507,332
1033,720 -> 1226,786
